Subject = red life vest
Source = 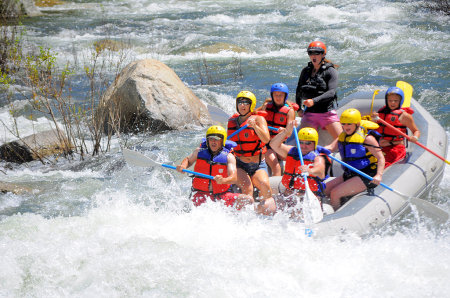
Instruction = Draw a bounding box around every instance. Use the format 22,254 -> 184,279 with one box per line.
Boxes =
281,147 -> 328,195
227,113 -> 267,157
265,103 -> 291,138
192,148 -> 230,194
376,106 -> 409,142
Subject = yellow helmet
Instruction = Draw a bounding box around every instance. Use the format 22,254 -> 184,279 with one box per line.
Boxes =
236,90 -> 257,113
340,108 -> 361,124
206,125 -> 227,146
298,127 -> 319,149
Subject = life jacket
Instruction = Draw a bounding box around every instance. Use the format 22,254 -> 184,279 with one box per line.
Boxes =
227,113 -> 267,157
376,106 -> 410,142
192,144 -> 231,195
300,62 -> 338,111
265,103 -> 291,138
338,126 -> 377,170
281,146 -> 331,196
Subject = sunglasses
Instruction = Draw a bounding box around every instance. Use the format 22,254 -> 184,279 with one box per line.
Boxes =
299,141 -> 313,145
237,100 -> 251,106
308,51 -> 323,56
207,137 -> 222,142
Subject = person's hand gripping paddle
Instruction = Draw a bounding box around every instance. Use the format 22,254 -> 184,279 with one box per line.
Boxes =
293,126 -> 324,226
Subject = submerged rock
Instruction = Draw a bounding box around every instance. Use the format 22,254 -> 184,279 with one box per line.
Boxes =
98,59 -> 211,134
0,129 -> 73,164
0,181 -> 32,194
190,42 -> 249,54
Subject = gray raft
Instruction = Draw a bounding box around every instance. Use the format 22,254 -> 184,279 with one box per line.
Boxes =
270,91 -> 448,237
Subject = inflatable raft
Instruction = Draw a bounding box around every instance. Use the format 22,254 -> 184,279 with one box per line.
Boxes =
270,91 -> 448,237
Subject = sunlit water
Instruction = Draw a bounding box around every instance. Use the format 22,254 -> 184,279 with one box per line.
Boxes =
1,0 -> 449,296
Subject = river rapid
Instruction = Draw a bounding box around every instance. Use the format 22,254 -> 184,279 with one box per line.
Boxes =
1,1 -> 449,297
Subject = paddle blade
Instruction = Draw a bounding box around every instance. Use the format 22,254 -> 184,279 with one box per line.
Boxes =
207,104 -> 230,123
302,184 -> 324,224
410,197 -> 449,224
122,148 -> 160,167
396,81 -> 413,108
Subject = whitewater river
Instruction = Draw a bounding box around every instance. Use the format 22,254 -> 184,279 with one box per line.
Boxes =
1,0 -> 449,296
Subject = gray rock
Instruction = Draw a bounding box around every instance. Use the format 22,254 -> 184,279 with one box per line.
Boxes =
0,0 -> 42,18
98,59 -> 211,133
0,129 -> 73,163
0,181 -> 32,194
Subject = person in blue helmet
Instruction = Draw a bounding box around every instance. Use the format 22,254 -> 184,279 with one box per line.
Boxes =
295,41 -> 343,140
256,83 -> 296,176
371,87 -> 420,167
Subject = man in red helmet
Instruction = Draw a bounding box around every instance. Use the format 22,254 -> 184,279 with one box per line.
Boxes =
295,41 -> 342,141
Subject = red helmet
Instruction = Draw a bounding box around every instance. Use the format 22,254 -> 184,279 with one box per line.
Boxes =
307,41 -> 327,55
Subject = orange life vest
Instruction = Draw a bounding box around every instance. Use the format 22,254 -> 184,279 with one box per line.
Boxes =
227,113 -> 267,157
281,147 -> 329,195
376,106 -> 410,142
192,147 -> 230,194
265,103 -> 291,138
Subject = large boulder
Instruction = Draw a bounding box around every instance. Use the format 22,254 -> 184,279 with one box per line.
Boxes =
0,129 -> 73,163
0,0 -> 42,18
98,59 -> 211,133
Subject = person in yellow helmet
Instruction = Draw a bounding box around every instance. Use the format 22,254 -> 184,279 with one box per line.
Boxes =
176,125 -> 253,209
325,108 -> 385,210
227,90 -> 272,201
256,121 -> 331,217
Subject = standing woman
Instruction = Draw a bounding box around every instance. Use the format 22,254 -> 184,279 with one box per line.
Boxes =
227,91 -> 272,200
295,41 -> 342,140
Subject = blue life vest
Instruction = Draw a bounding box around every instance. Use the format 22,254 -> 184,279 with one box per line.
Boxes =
338,126 -> 377,171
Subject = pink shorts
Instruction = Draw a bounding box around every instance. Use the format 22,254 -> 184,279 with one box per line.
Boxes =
192,192 -> 239,208
301,110 -> 340,130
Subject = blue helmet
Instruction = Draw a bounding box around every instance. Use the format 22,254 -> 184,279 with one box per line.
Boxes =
385,87 -> 404,107
270,83 -> 289,102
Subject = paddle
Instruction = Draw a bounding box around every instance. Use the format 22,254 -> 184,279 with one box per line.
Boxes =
207,104 -> 230,123
207,104 -> 279,136
122,148 -> 215,180
369,89 -> 380,116
374,116 -> 450,165
327,154 -> 449,222
397,81 -> 413,108
293,126 -> 324,224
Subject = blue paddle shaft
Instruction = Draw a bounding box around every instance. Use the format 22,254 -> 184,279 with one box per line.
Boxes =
227,124 -> 248,139
162,164 -> 215,180
293,127 -> 308,181
228,124 -> 277,140
328,155 -> 392,191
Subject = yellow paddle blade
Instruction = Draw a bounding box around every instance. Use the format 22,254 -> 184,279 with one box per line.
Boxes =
396,81 -> 413,108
